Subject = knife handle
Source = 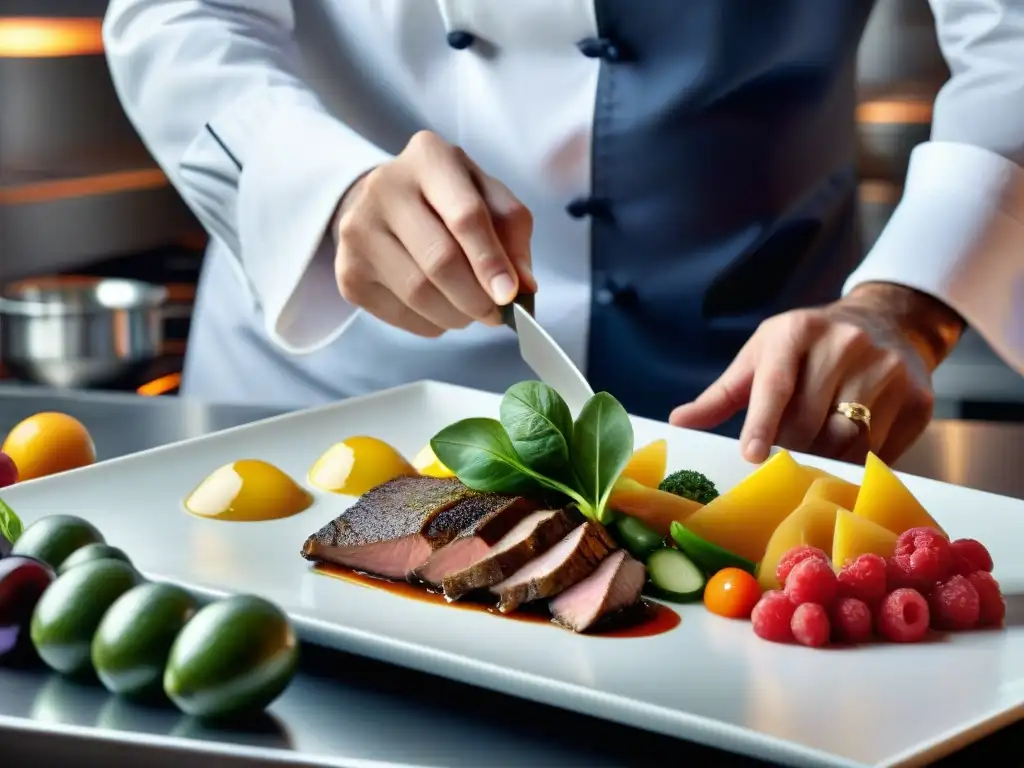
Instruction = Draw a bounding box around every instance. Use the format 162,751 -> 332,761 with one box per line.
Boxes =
499,292 -> 535,331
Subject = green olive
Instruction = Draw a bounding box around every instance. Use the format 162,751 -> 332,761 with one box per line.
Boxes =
31,559 -> 142,677
164,594 -> 298,720
12,515 -> 104,570
92,582 -> 198,699
58,543 -> 131,575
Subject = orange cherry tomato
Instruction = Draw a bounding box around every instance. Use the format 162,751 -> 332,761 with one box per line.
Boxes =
704,567 -> 762,619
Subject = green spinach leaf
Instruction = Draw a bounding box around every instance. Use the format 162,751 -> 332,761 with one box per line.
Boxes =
499,382 -> 573,476
570,392 -> 634,524
0,497 -> 23,545
431,416 -> 590,512
431,418 -> 541,494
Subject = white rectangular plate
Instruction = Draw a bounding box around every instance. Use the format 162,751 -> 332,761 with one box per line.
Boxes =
3,381 -> 1022,768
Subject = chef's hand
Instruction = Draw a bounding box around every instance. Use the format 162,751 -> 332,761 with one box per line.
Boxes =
332,130 -> 536,336
670,283 -> 966,465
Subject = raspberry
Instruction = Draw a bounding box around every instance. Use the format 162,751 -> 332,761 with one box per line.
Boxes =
791,603 -> 831,648
837,554 -> 887,605
751,590 -> 797,643
929,574 -> 981,631
830,597 -> 873,644
775,546 -> 830,586
783,557 -> 838,607
949,538 -> 994,576
894,527 -> 953,584
968,571 -> 1006,627
886,557 -> 927,591
876,588 -> 930,643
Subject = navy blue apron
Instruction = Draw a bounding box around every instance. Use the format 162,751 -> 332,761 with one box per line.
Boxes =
581,0 -> 876,435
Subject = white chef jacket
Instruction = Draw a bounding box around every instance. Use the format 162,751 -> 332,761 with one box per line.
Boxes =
102,0 -> 1024,410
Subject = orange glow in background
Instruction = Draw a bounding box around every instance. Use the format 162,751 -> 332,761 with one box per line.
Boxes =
0,17 -> 104,58
856,99 -> 933,124
137,373 -> 183,397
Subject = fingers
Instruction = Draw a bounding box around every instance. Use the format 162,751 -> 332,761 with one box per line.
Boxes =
334,131 -> 534,337
738,346 -> 803,463
461,151 -> 536,293
351,282 -> 446,338
862,379 -> 902,455
386,194 -> 499,325
810,356 -> 905,463
669,349 -> 755,432
810,412 -> 869,464
712,312 -> 820,463
876,386 -> 935,464
384,236 -> 477,331
876,416 -> 927,466
336,226 -> 468,332
773,338 -> 851,452
410,133 -> 520,305
672,302 -> 937,468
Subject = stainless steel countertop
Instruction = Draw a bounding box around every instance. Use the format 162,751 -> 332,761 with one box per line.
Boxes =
0,386 -> 1021,768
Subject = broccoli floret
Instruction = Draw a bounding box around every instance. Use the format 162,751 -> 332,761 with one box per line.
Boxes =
658,470 -> 719,504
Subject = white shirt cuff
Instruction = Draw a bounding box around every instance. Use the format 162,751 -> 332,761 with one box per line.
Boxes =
844,141 -> 1024,372
196,91 -> 392,353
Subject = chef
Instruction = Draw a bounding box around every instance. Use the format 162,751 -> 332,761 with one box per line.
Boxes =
103,0 -> 1024,465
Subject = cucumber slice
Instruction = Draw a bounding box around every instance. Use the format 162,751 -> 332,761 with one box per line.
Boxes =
613,515 -> 664,562
669,521 -> 757,576
645,548 -> 706,602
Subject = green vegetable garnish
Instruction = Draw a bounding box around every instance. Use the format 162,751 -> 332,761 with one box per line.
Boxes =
645,548 -> 706,602
613,515 -> 664,562
570,393 -> 634,523
426,417 -> 541,495
431,381 -> 633,524
0,497 -> 23,545
659,469 -> 719,504
499,380 -> 574,478
669,521 -> 757,576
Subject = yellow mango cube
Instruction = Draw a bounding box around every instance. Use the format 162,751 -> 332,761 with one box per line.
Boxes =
682,450 -> 815,563
758,498 -> 841,590
803,476 -> 859,512
852,453 -> 944,537
621,439 -> 668,488
832,508 -> 898,569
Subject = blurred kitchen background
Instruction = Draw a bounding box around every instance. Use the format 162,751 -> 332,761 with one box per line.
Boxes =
1,0 -> 1022,417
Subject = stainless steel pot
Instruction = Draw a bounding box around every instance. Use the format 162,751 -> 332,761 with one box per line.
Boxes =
0,276 -> 169,389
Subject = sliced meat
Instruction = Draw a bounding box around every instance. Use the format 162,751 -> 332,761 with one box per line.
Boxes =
413,494 -> 541,586
442,508 -> 580,601
300,476 -> 477,580
491,522 -> 618,614
549,550 -> 646,632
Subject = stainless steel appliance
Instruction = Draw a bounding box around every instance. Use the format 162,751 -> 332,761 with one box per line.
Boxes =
0,5 -> 202,394
0,242 -> 203,395
0,275 -> 170,388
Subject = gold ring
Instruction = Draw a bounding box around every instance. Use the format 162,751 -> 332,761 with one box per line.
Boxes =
835,401 -> 872,432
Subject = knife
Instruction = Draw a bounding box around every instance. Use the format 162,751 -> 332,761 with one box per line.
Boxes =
500,294 -> 595,416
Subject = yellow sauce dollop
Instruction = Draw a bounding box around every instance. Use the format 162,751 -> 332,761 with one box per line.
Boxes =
185,459 -> 313,521
412,444 -> 456,479
308,436 -> 417,496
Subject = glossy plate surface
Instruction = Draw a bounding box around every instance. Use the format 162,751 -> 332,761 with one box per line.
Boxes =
2,381 -> 1022,768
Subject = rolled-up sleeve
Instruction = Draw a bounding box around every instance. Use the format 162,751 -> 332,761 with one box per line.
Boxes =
844,0 -> 1024,372
103,0 -> 393,352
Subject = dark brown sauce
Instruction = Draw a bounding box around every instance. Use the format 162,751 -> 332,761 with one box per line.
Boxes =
313,564 -> 680,638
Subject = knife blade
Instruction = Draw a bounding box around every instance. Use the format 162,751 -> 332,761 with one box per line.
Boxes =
501,295 -> 595,416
